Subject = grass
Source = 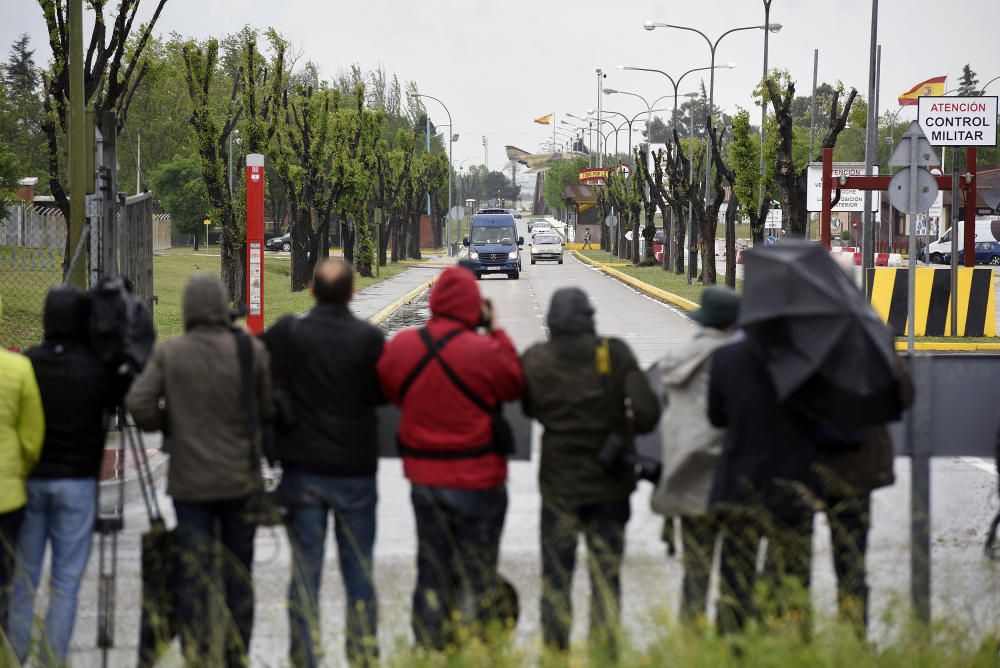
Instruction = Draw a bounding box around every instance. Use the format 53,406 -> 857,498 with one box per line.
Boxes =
0,246 -> 412,348
576,249 -> 742,304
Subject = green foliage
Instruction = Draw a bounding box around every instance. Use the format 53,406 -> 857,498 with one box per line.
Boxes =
729,108 -> 776,214
0,136 -> 19,220
0,33 -> 45,178
354,218 -> 376,275
148,154 -> 211,238
958,64 -> 982,97
540,157 -> 588,212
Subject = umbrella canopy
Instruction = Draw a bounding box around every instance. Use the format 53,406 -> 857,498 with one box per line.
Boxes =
740,241 -> 901,433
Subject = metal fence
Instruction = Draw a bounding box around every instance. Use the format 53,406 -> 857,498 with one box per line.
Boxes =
1,198 -> 167,349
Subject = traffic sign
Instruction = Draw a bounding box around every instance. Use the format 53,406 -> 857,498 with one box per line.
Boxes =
605,214 -> 618,229
888,168 -> 939,214
448,206 -> 465,221
889,121 -> 939,167
807,162 -> 881,212
917,96 -> 998,147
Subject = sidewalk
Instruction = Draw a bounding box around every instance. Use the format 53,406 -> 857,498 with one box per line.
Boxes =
350,253 -> 452,321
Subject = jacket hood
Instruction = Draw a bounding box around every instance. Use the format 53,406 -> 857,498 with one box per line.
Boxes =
661,328 -> 731,386
547,287 -> 595,336
183,274 -> 231,330
43,286 -> 91,341
429,267 -> 482,326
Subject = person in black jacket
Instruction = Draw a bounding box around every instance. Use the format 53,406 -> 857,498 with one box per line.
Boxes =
260,259 -> 385,667
707,334 -> 818,636
10,286 -> 126,664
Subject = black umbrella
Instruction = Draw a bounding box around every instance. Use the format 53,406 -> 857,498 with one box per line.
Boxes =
740,241 -> 901,433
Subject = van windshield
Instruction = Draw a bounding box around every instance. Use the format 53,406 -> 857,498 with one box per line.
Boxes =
471,225 -> 515,245
941,230 -> 950,242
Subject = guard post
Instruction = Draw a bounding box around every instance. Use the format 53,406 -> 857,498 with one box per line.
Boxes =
245,154 -> 265,334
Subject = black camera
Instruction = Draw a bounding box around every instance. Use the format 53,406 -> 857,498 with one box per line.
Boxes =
597,432 -> 661,483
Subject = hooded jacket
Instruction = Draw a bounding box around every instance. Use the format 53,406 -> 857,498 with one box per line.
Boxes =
26,287 -> 125,479
651,328 -> 731,517
126,275 -> 270,502
521,288 -> 660,505
0,349 -> 44,513
377,267 -> 524,490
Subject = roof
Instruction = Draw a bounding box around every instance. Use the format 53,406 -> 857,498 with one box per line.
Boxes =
471,213 -> 515,225
563,184 -> 597,204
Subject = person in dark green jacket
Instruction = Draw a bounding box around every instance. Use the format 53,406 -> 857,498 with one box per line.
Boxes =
521,287 -> 659,655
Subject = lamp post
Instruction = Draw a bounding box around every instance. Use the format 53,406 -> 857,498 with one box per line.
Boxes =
644,20 -> 781,211
482,135 -> 488,169
412,92 -> 455,255
617,63 -> 732,137
759,0 -> 775,207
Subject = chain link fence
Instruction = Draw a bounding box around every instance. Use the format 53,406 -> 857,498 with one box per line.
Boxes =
1,201 -> 66,350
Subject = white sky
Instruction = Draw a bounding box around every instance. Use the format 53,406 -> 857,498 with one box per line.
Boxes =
2,0 -> 998,168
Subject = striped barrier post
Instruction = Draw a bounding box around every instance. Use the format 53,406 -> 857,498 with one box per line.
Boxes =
867,267 -> 996,337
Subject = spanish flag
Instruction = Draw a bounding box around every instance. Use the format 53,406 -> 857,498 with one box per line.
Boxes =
534,113 -> 553,125
898,76 -> 946,106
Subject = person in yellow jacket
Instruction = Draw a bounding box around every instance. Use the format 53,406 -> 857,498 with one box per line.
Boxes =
0,347 -> 44,636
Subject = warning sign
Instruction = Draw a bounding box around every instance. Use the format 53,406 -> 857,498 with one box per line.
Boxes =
917,96 -> 997,147
807,162 -> 881,213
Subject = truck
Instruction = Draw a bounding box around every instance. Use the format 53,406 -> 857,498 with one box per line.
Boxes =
463,211 -> 523,280
922,218 -> 1000,264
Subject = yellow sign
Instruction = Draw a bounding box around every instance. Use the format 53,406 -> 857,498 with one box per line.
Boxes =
203,219 -> 211,226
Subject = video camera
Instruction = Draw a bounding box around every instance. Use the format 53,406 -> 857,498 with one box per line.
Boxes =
88,274 -> 156,379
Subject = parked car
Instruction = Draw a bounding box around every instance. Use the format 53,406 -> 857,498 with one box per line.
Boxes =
975,241 -> 1000,265
266,232 -> 291,252
530,233 -> 563,264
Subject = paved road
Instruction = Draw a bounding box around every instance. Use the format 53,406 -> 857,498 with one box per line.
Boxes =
59,222 -> 1000,666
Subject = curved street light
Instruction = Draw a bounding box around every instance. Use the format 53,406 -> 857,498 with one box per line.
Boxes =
644,19 -> 780,281
617,63 -> 733,134
410,92 -> 455,255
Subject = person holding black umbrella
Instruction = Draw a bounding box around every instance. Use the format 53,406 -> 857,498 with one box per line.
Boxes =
707,241 -> 905,636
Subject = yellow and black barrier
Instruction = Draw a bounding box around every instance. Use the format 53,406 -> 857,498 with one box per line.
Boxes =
867,268 -> 996,337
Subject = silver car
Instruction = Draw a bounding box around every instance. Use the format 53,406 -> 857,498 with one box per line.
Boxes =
530,233 -> 563,264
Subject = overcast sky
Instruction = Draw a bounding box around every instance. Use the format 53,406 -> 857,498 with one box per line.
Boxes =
2,0 -> 998,169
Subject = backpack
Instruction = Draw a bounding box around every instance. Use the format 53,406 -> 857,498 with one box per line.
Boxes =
89,275 -> 156,377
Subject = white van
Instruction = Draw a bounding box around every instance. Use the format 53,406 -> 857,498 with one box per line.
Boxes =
924,218 -> 1000,264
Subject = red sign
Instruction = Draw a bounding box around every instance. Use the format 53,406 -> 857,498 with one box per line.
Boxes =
578,168 -> 610,184
245,154 -> 265,334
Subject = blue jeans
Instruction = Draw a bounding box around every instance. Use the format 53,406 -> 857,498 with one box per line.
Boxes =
410,483 -> 508,650
9,478 -> 97,664
173,497 -> 256,668
283,471 -> 378,667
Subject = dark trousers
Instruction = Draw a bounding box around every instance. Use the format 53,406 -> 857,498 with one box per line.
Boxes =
679,514 -> 717,625
284,471 -> 378,667
824,492 -> 871,635
540,498 -> 630,653
173,498 -> 256,668
717,507 -> 813,636
0,507 -> 25,636
410,483 -> 508,650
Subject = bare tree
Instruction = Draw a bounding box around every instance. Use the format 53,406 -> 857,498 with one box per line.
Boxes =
765,77 -> 857,235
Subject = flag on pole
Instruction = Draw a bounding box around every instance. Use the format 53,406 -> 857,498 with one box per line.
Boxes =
897,76 -> 946,106
534,113 -> 553,125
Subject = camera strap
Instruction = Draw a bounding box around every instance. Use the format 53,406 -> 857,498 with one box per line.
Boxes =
232,328 -> 260,474
595,338 -> 635,438
397,326 -> 466,403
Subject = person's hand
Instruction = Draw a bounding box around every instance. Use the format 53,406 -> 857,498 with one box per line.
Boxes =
480,298 -> 496,332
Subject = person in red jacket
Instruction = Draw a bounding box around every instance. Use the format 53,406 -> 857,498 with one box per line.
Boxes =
378,266 -> 524,649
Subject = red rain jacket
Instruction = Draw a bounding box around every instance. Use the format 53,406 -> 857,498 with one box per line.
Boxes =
378,267 -> 524,489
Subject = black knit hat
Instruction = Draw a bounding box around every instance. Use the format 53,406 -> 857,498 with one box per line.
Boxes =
690,286 -> 741,330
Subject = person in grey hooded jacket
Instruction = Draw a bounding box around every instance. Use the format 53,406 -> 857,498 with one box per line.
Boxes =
127,274 -> 270,667
651,286 -> 740,624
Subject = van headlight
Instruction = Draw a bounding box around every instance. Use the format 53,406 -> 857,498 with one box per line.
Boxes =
470,251 -> 479,260
508,251 -> 518,260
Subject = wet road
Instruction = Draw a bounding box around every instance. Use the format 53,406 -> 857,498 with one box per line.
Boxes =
61,219 -> 1000,666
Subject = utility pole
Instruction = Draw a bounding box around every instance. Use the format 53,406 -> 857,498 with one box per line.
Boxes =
136,129 -> 141,194
596,69 -> 604,168
66,0 -> 87,288
861,0 -> 878,289
758,0 -> 773,211
482,135 -> 488,169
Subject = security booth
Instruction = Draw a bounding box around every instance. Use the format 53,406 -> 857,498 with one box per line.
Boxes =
563,184 -> 600,244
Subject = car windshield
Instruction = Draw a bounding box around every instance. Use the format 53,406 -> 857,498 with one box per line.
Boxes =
534,235 -> 559,245
471,225 -> 515,244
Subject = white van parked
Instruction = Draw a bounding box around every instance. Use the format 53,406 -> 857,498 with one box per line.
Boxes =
923,218 -> 1000,264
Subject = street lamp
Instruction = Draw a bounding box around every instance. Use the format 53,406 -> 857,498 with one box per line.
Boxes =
617,63 -> 733,136
645,19 -> 780,279
411,92 -> 455,255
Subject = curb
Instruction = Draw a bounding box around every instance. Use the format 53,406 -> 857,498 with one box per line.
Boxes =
573,251 -> 699,312
894,342 -> 1000,352
369,276 -> 437,326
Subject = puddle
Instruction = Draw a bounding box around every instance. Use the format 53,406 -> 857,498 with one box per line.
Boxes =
380,296 -> 430,335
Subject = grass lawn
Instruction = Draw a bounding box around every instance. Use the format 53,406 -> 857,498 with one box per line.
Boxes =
576,249 -> 741,304
0,247 -> 412,348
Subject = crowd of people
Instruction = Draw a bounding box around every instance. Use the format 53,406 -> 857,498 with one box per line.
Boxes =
0,250 -> 909,666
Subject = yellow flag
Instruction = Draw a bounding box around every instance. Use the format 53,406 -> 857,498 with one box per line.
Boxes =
533,113 -> 553,125
898,76 -> 946,106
